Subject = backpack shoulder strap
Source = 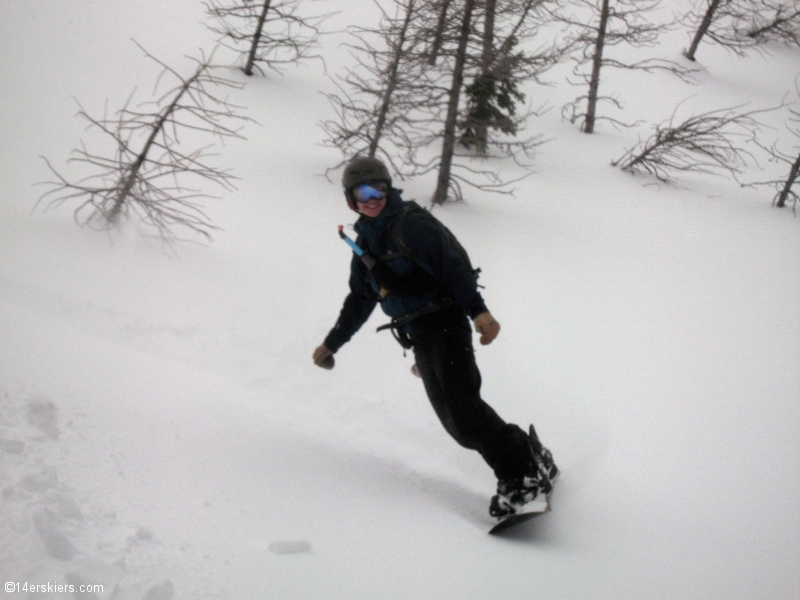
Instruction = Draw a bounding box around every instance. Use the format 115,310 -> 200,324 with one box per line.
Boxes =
389,201 -> 428,260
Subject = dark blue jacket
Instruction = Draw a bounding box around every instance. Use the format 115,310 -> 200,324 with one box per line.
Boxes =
324,189 -> 488,353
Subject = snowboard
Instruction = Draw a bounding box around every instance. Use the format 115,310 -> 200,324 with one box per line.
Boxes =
488,495 -> 551,534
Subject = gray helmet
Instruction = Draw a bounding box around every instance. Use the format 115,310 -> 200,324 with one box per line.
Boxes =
342,157 -> 391,210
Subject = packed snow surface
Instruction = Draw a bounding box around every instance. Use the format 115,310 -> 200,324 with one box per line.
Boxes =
1,1 -> 798,598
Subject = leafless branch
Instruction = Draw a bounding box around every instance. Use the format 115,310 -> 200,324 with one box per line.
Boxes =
204,0 -> 334,76
682,0 -> 800,62
612,101 -> 780,184
744,87 -> 800,211
37,43 -> 254,243
321,0 -> 560,204
744,0 -> 800,46
552,0 -> 698,133
319,0 -> 444,180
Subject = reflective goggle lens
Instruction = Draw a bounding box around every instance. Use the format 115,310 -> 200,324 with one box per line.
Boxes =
353,182 -> 388,203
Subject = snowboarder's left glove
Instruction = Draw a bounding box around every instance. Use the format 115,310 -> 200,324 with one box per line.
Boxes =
474,312 -> 500,345
312,345 -> 335,369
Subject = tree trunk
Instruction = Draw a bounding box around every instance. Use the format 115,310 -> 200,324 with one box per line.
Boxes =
109,68 -> 204,222
583,0 -> 609,134
428,0 -> 452,65
369,0 -> 416,158
244,0 -> 273,76
685,0 -> 720,62
775,152 -> 800,208
433,0 -> 474,204
474,0 -> 496,154
481,0 -> 495,72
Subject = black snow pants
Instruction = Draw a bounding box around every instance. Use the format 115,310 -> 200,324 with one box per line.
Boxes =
410,311 -> 533,481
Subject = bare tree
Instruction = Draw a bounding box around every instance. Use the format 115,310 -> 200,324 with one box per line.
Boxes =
431,0 -> 477,204
428,0 -> 453,65
611,102 -> 775,183
322,0 -> 555,204
743,0 -> 800,47
770,149 -> 800,210
683,0 -> 722,61
682,0 -> 800,62
320,0 -> 442,176
556,0 -> 695,134
37,43 -> 253,243
204,0 -> 331,76
747,93 -> 800,211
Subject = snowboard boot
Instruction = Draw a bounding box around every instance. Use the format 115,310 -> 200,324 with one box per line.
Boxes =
527,424 -> 559,494
488,424 -> 559,519
489,473 -> 548,518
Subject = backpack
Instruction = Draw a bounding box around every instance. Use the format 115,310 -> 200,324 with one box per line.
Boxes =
389,201 -> 481,283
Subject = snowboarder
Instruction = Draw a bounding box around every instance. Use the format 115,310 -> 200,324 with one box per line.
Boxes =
312,156 -> 558,520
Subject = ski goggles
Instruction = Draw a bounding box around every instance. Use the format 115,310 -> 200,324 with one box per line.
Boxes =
352,181 -> 388,203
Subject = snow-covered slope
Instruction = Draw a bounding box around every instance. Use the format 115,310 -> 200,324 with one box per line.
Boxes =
1,2 -> 798,599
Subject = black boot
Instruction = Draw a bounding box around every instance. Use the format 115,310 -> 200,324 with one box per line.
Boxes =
489,472 -> 549,518
527,424 -> 559,494
489,424 -> 558,519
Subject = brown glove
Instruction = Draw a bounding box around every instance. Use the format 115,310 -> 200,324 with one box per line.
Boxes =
312,345 -> 335,369
473,312 -> 500,345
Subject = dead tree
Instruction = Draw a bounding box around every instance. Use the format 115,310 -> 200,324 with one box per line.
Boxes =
204,0 -> 331,76
682,0 -> 800,62
683,0 -> 722,61
771,151 -> 800,210
432,0 -> 476,204
747,95 -> 800,211
37,43 -> 252,243
428,0 -> 453,65
743,0 -> 800,47
611,103 -> 774,183
320,0 -> 442,176
556,0 -> 696,134
323,0 -> 555,204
